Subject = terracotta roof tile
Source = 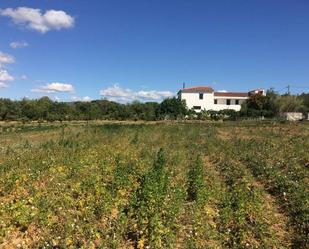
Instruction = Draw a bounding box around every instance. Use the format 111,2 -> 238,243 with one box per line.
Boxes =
180,86 -> 214,93
214,92 -> 248,97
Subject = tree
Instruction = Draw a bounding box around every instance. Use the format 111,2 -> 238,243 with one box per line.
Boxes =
275,95 -> 305,113
127,101 -> 158,120
298,93 -> 309,112
156,98 -> 187,120
36,97 -> 53,120
0,98 -> 21,120
241,91 -> 278,117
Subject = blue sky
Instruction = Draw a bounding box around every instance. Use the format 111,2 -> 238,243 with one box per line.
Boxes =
0,0 -> 308,102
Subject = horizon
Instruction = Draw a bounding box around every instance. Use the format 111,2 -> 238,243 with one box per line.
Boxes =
0,0 -> 309,103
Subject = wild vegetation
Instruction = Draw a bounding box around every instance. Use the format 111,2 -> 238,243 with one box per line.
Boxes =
0,121 -> 308,248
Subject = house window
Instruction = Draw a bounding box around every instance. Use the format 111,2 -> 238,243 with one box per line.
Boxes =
199,93 -> 203,99
235,99 -> 239,105
193,106 -> 201,110
214,99 -> 218,104
226,99 -> 231,105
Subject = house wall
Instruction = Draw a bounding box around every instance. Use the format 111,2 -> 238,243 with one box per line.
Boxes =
180,92 -> 214,112
210,104 -> 241,111
180,92 -> 247,112
212,96 -> 247,111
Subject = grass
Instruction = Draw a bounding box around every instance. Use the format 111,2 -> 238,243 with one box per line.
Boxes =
0,121 -> 308,248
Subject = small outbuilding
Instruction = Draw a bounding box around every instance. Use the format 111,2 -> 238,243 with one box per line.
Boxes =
281,112 -> 303,121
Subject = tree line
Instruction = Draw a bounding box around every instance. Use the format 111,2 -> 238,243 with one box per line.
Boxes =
0,90 -> 308,122
0,97 -> 186,121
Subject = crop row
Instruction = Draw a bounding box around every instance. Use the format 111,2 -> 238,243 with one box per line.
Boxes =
231,138 -> 309,248
204,139 -> 283,248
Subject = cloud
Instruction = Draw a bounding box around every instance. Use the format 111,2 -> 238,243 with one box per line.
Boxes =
0,70 -> 15,81
0,7 -> 75,33
82,96 -> 92,102
0,52 -> 15,67
99,84 -> 174,103
0,53 -> 15,88
0,82 -> 8,88
137,90 -> 173,100
10,41 -> 29,49
32,82 -> 74,93
71,96 -> 92,102
20,74 -> 28,80
100,85 -> 135,102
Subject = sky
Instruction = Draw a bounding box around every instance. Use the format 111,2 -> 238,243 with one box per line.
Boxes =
0,0 -> 308,102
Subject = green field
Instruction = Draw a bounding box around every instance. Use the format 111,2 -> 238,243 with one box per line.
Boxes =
0,121 -> 308,248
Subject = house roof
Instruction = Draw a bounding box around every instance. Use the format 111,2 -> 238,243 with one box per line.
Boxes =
178,85 -> 260,97
179,86 -> 214,93
214,92 -> 248,97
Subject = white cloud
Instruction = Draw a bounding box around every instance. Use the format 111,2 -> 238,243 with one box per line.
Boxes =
10,41 -> 29,49
99,84 -> 174,103
0,82 -> 8,88
82,96 -> 92,102
217,89 -> 227,92
32,82 -> 74,93
0,70 -> 15,81
0,53 -> 15,88
0,52 -> 15,67
20,74 -> 28,80
137,90 -> 173,100
71,96 -> 92,102
0,7 -> 75,33
100,84 -> 135,102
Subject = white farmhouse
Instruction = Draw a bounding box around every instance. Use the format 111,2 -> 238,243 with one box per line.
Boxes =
178,86 -> 265,112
